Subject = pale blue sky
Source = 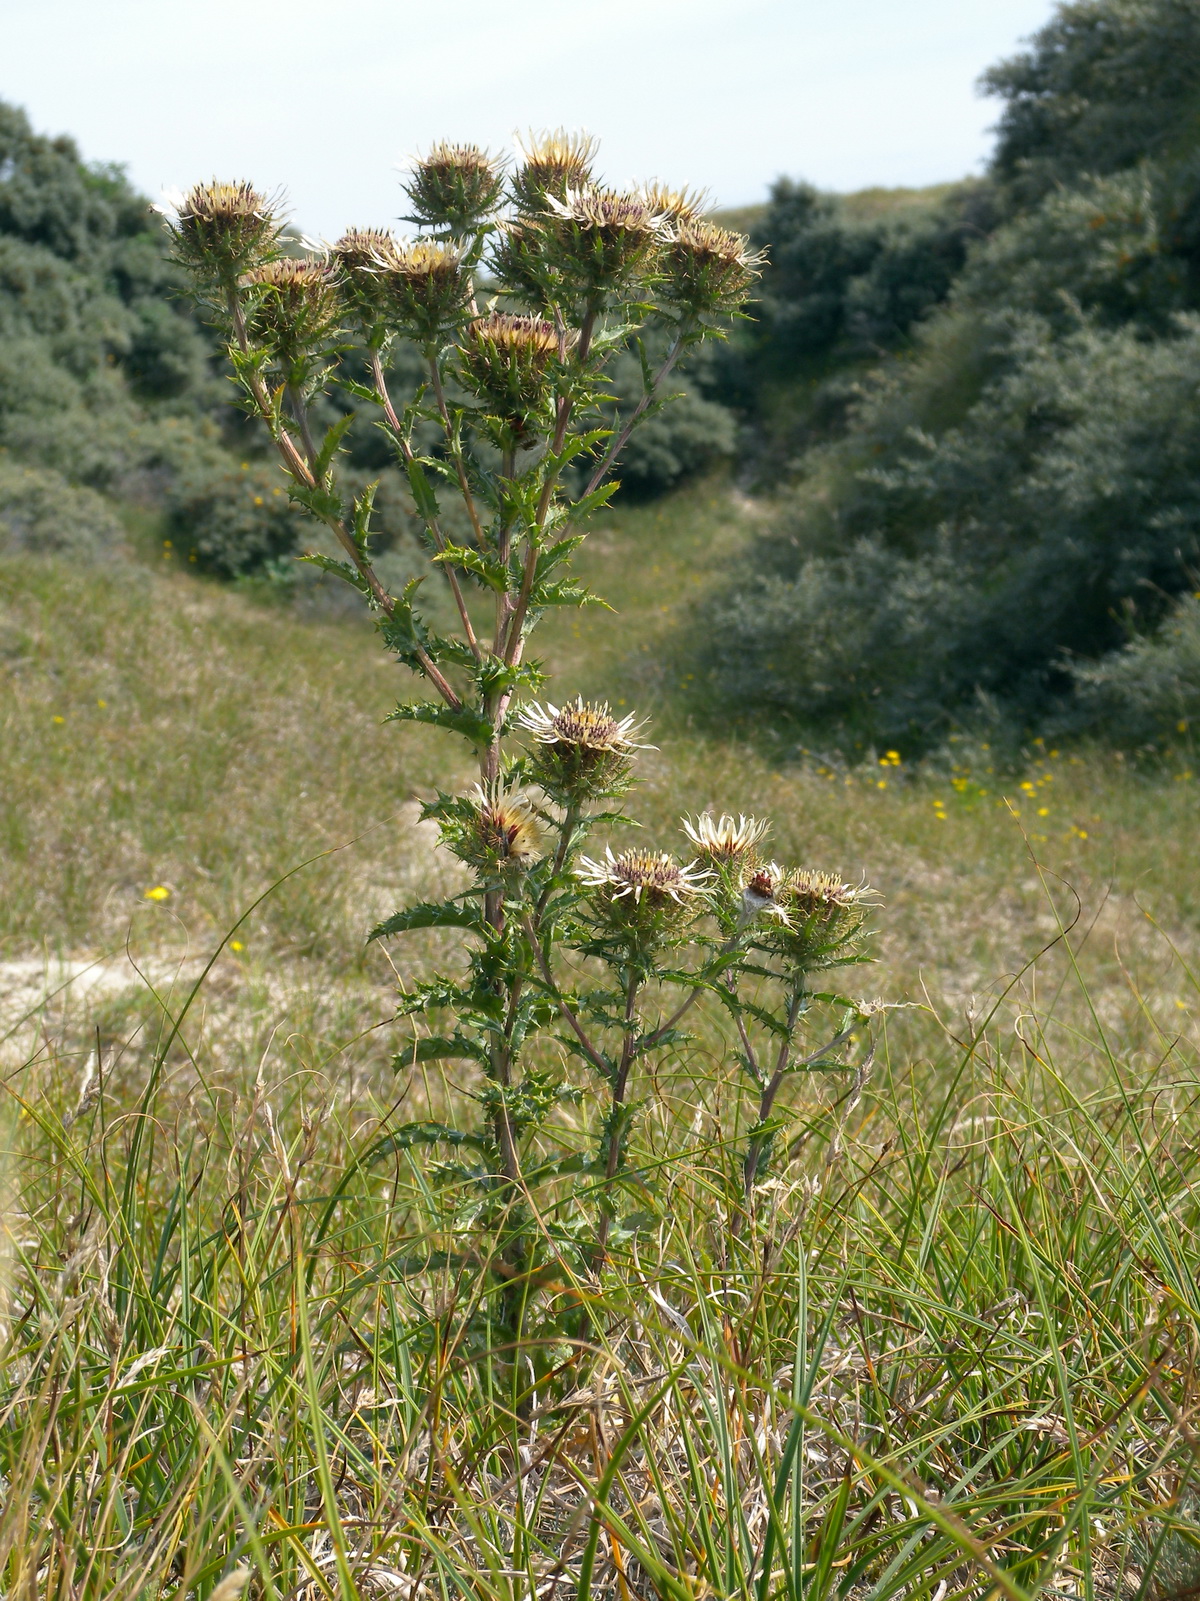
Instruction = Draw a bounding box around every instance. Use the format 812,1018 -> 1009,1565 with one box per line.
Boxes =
1,0 -> 1056,237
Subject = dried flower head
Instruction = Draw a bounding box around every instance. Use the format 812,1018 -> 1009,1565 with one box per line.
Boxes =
370,237 -> 468,340
659,219 -> 762,316
577,846 -> 710,907
511,130 -> 599,214
404,142 -> 505,235
519,697 -> 650,804
458,313 -> 574,443
683,812 -> 769,865
242,256 -> 341,359
541,187 -> 666,301
163,180 -> 281,282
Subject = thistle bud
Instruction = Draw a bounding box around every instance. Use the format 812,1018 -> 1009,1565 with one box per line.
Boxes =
511,130 -> 598,215
769,869 -> 874,973
517,697 -> 649,804
457,313 -> 574,445
659,219 -> 762,317
242,257 -> 341,366
488,220 -> 561,312
164,180 -> 281,284
403,143 -> 505,236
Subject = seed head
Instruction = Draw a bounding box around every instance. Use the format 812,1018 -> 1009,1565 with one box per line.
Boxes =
659,219 -> 762,316
682,812 -> 769,865
404,142 -> 505,235
577,846 -> 710,907
511,129 -> 599,214
164,180 -> 281,282
518,697 -> 650,804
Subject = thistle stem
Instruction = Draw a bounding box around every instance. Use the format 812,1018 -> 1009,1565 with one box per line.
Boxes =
427,352 -> 485,547
583,327 -> 689,498
592,972 -> 641,1272
369,350 -> 482,663
226,290 -> 462,706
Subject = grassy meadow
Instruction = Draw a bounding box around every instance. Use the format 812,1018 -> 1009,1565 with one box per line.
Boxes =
4,483 -> 1200,1598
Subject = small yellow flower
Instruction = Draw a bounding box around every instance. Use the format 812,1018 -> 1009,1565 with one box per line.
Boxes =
1037,807 -> 1049,816
1178,720 -> 1189,733
52,715 -> 65,724
253,495 -> 264,506
144,885 -> 170,902
229,939 -> 244,952
96,698 -> 107,708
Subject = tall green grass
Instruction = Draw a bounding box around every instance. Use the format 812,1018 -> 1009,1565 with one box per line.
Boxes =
4,896 -> 1200,1598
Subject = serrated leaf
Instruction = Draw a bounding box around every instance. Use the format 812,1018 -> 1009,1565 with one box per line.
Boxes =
384,699 -> 495,750
393,1034 -> 488,1066
406,457 -> 441,521
368,899 -> 485,942
433,544 -> 510,594
314,410 -> 356,481
365,1121 -> 485,1158
298,552 -> 371,595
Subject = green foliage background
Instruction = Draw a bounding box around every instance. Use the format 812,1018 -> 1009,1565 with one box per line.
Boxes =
701,0 -> 1200,754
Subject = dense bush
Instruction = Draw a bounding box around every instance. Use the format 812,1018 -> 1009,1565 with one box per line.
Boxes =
0,459 -> 125,557
701,0 -> 1200,751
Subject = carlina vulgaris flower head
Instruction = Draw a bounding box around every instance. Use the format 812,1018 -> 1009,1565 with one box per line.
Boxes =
636,181 -> 710,225
576,846 -> 711,928
332,227 -> 397,334
403,142 -> 506,236
517,696 -> 651,804
457,312 -> 577,444
510,129 -> 599,214
682,812 -> 770,867
658,218 -> 763,317
443,784 -> 543,874
769,868 -> 876,970
162,180 -> 282,284
541,186 -> 667,301
241,256 -> 342,363
368,237 -> 469,343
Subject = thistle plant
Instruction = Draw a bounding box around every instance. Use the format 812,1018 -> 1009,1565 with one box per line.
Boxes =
162,137 -> 875,1323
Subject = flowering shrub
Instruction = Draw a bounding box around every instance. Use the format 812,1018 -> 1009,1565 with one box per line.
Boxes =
162,137 -> 876,1330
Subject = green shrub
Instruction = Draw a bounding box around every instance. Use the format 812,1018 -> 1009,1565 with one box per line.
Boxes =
1069,593 -> 1200,744
0,460 -> 125,557
165,458 -> 308,578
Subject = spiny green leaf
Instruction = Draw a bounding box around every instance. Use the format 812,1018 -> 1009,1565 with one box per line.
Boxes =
314,410 -> 356,481
433,544 -> 509,594
368,899 -> 485,942
298,552 -> 370,595
384,699 -> 495,749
